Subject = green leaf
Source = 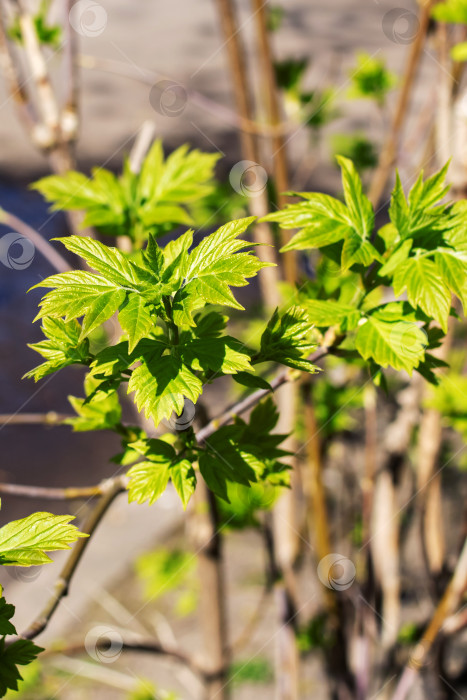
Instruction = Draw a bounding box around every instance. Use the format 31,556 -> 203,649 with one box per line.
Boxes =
248,396 -> 280,434
180,336 -> 252,374
432,0 -> 467,25
300,299 -> 361,331
270,158 -> 380,269
25,318 -> 89,381
200,400 -> 289,502
32,271 -> 127,339
258,307 -> 318,372
232,371 -> 272,390
127,461 -> 171,506
118,294 -> 154,352
378,239 -> 412,277
65,375 -> 122,432
138,142 -> 220,205
267,193 -> 352,252
171,459 -> 197,508
128,354 -> 203,427
0,638 -> 43,697
393,257 -> 451,331
434,248 -> 467,310
0,513 -> 88,566
347,52 -> 396,105
389,165 -> 451,242
355,306 -> 427,373
336,155 -> 374,240
0,598 -> 16,636
33,141 -> 219,242
55,236 -> 146,288
172,217 -> 270,326
32,171 -> 113,211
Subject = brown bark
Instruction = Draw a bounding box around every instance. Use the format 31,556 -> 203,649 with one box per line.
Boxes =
214,0 -> 280,307
193,480 -> 230,700
368,0 -> 436,207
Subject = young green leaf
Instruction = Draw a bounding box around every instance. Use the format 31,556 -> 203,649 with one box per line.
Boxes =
0,638 -> 43,697
33,141 -> 219,242
393,257 -> 451,331
0,598 -> 16,637
118,294 -> 155,352
25,318 -> 89,381
128,354 -> 202,427
171,459 -> 197,509
65,374 -> 122,432
355,307 -> 427,373
0,513 -> 88,566
300,299 -> 361,331
180,336 -> 253,375
172,217 -> 270,326
257,307 -> 318,372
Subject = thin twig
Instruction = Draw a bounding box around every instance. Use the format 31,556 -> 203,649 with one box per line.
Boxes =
18,476 -> 127,641
391,537 -> 467,700
253,0 -> 296,283
0,208 -> 72,273
15,0 -> 60,146
61,0 -> 79,145
77,54 -> 290,137
0,477 -> 124,500
128,120 -> 157,174
214,0 -> 280,307
0,0 -> 37,133
0,411 -> 73,426
1,348 -> 329,503
41,635 -> 210,678
368,0 -> 436,207
196,347 -> 328,444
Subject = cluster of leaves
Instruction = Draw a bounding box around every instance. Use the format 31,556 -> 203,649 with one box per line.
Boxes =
8,0 -> 61,48
0,507 -> 87,696
27,198 -> 318,509
273,56 -> 337,133
264,157 -> 466,382
33,141 -> 219,245
432,1 -> 467,61
347,52 -> 397,106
